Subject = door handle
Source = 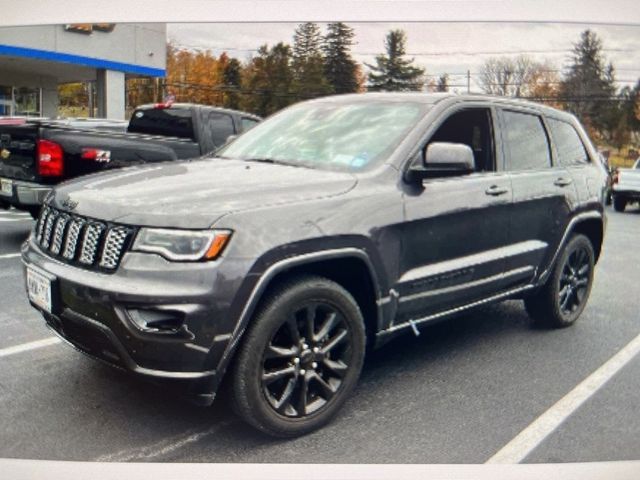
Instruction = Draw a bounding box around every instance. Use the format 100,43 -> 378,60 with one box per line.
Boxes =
554,177 -> 573,187
485,185 -> 509,196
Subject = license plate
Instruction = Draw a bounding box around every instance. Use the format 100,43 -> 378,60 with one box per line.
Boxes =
0,178 -> 11,196
27,266 -> 53,313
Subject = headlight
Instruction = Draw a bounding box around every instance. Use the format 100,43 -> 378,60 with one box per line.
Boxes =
132,228 -> 231,261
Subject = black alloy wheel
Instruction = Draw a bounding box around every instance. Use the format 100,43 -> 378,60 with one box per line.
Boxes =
557,246 -> 591,317
231,275 -> 366,437
261,302 -> 351,418
525,234 -> 595,328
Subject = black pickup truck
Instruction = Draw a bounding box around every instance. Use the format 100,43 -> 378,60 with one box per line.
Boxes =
0,103 -> 260,216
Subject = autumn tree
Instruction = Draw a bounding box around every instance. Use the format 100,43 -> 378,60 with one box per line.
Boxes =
322,22 -> 359,94
240,43 -> 295,117
560,29 -> 617,138
291,22 -> 332,99
366,30 -> 424,91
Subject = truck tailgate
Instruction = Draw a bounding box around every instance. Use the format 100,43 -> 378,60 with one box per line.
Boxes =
0,124 -> 39,182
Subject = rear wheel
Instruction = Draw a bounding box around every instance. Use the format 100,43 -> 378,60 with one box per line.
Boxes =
231,275 -> 366,437
613,196 -> 626,212
525,234 -> 595,328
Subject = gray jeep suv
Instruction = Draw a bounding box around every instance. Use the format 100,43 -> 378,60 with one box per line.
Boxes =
22,93 -> 607,436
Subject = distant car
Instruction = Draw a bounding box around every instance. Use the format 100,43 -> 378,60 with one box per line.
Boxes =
611,157 -> 640,212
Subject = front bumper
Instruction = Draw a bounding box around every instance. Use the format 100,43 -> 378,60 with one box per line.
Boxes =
0,177 -> 51,206
22,237 -> 247,404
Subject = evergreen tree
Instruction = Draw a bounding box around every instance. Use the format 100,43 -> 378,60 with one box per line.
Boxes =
366,30 -> 424,91
322,22 -> 359,94
240,43 -> 294,117
560,29 -> 617,137
292,22 -> 332,99
222,57 -> 242,110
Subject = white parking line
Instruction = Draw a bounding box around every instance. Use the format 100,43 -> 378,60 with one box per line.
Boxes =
0,252 -> 21,259
486,331 -> 640,464
95,421 -> 233,462
0,337 -> 61,358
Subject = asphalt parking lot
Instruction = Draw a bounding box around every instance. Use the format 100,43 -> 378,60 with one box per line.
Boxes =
0,205 -> 638,464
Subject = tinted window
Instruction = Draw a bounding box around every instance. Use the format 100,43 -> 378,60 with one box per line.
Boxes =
502,111 -> 551,171
547,118 -> 589,166
241,117 -> 259,132
209,112 -> 235,146
128,108 -> 195,139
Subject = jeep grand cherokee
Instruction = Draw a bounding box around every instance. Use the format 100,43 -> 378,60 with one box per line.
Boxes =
22,93 -> 607,437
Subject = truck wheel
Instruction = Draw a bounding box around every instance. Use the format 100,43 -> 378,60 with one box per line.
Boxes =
231,275 -> 366,437
613,197 -> 626,212
525,234 -> 595,328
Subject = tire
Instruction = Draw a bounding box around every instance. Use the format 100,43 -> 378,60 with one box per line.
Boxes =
525,234 -> 595,328
231,275 -> 366,437
613,196 -> 626,212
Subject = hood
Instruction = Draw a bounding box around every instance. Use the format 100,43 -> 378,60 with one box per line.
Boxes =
51,158 -> 357,228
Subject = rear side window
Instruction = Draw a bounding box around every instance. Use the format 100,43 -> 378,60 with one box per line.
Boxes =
502,110 -> 551,171
241,117 -> 259,132
128,108 -> 195,140
208,112 -> 235,146
547,118 -> 590,166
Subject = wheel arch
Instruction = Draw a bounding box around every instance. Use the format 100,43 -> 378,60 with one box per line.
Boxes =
211,248 -> 383,395
538,212 -> 604,286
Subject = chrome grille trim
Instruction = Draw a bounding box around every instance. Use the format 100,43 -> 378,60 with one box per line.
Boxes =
41,212 -> 56,249
50,215 -> 69,255
35,206 -> 133,272
62,219 -> 84,260
99,227 -> 129,269
79,223 -> 105,265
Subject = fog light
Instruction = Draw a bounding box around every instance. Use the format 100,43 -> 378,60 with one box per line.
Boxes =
128,309 -> 185,333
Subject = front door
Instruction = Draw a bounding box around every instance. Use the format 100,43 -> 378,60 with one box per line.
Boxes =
396,107 -> 514,325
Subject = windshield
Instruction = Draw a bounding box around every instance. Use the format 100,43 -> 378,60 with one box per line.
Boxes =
217,100 -> 428,172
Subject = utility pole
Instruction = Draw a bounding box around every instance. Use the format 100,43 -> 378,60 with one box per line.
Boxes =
467,70 -> 471,93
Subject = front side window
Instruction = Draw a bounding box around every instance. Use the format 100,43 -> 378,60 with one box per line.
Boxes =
547,118 -> 590,167
217,101 -> 428,172
502,110 -> 551,171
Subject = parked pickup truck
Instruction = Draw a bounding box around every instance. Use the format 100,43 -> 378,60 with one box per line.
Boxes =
611,157 -> 640,212
0,104 -> 260,217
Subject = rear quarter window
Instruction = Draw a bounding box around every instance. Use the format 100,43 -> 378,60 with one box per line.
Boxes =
547,117 -> 590,166
502,110 -> 551,171
128,108 -> 195,140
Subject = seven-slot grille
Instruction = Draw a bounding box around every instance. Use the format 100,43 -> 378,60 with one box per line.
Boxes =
35,206 -> 134,271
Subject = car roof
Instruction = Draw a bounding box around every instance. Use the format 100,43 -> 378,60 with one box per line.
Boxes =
308,92 -> 575,121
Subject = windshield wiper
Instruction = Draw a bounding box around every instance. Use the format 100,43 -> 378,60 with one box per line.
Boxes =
242,157 -> 277,164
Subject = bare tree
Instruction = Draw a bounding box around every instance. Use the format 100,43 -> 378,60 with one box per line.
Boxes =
479,55 -> 542,97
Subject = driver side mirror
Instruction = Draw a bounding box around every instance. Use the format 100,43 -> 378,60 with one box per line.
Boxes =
405,142 -> 475,183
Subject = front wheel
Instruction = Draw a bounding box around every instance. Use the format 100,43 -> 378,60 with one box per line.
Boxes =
525,234 -> 595,328
231,275 -> 366,437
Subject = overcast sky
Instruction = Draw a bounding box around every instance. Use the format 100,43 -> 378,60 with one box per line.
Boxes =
168,22 -> 640,91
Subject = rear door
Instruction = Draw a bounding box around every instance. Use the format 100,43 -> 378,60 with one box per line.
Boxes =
499,108 -> 578,283
546,116 -> 604,206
